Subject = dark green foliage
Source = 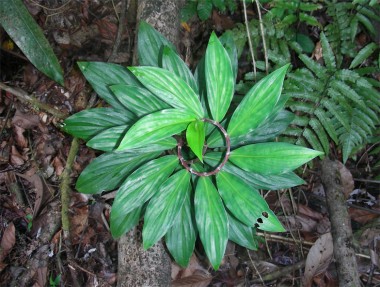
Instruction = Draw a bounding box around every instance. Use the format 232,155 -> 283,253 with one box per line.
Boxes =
283,47 -> 380,162
224,0 -> 380,163
181,0 -> 237,22
324,0 -> 380,66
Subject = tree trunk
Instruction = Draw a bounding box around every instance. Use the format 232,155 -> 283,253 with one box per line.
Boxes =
117,1 -> 183,286
321,159 -> 361,287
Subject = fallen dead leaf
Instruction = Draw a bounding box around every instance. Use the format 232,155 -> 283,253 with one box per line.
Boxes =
302,232 -> 333,287
0,222 -> 16,265
16,171 -> 53,217
298,204 -> 324,221
172,270 -> 213,287
10,145 -> 26,166
283,214 -> 318,233
12,109 -> 40,130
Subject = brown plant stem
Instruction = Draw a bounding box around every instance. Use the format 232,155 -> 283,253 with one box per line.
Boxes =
177,118 -> 230,177
0,82 -> 67,119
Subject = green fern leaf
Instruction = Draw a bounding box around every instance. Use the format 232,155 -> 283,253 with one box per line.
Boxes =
309,118 -> 330,154
303,128 -> 324,153
349,43 -> 378,69
314,108 -> 338,144
320,32 -> 336,70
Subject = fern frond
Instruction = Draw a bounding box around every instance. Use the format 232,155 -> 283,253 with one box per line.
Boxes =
320,32 -> 336,70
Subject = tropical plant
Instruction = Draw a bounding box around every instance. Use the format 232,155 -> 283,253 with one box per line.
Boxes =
63,21 -> 322,269
0,0 -> 64,84
282,33 -> 380,163
224,0 -> 380,163
181,0 -> 237,22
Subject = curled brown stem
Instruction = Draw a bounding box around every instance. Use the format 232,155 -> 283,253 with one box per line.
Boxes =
177,118 -> 230,177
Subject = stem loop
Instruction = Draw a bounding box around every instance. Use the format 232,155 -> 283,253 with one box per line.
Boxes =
177,118 -> 230,177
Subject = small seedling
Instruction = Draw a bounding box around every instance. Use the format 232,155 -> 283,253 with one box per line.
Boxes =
63,22 -> 322,269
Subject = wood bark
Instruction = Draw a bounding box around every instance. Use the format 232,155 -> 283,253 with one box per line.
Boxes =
321,159 -> 361,287
117,1 -> 184,286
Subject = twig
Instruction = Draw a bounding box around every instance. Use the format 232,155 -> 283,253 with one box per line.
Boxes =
243,0 -> 256,79
60,138 -> 79,240
108,0 -> 129,62
246,249 -> 265,285
251,260 -> 306,283
254,0 -> 269,74
0,82 -> 67,119
256,232 -> 314,248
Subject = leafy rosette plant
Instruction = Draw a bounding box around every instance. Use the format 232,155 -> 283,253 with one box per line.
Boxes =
63,22 -> 322,269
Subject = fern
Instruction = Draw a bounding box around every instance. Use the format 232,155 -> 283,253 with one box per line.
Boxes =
181,0 -> 237,22
324,0 -> 380,66
283,34 -> 380,162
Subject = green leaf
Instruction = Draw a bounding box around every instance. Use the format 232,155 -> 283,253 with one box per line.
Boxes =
110,206 -> 141,238
76,151 -> 160,194
204,152 -> 305,190
165,192 -> 196,267
229,142 -> 323,175
205,32 -> 234,122
138,21 -> 176,66
349,43 -> 378,69
117,109 -> 196,151
143,170 -> 191,249
295,33 -> 315,54
186,120 -> 206,162
217,171 -> 285,232
77,62 -> 140,112
356,13 -> 376,35
110,84 -> 170,117
87,125 -> 129,152
129,66 -> 204,118
219,31 -> 238,84
228,64 -> 290,139
228,213 -> 258,250
111,155 -> 178,220
299,12 -> 321,27
63,108 -> 134,141
181,1 -> 197,22
230,110 -> 294,147
195,177 -> 228,270
0,0 -> 64,85
320,32 -> 336,70
160,46 -> 198,93
197,0 -> 213,20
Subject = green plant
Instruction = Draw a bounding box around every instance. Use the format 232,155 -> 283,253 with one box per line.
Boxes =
224,1 -> 380,163
49,274 -> 61,287
63,22 -> 322,269
181,0 -> 237,22
0,0 -> 64,84
282,33 -> 380,163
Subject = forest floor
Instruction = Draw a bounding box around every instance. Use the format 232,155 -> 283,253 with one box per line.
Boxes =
0,1 -> 379,286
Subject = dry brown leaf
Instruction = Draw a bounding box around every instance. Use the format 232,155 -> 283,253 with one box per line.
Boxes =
337,162 -> 354,199
175,254 -> 210,279
16,172 -> 52,217
172,270 -> 213,287
36,266 -> 48,287
10,145 -> 26,166
12,109 -> 39,130
349,208 -> 378,225
298,204 -> 324,221
0,222 -> 16,263
312,41 -> 323,61
284,215 -> 318,232
302,232 -> 333,287
13,125 -> 28,148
